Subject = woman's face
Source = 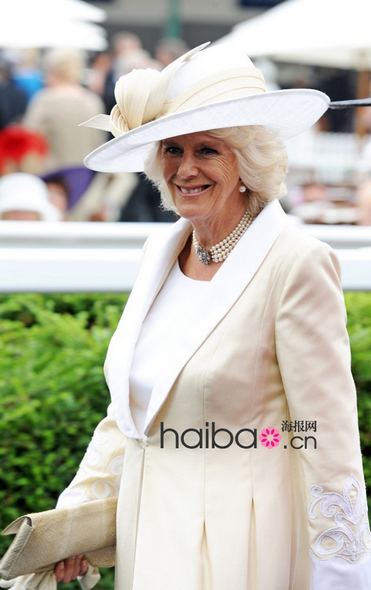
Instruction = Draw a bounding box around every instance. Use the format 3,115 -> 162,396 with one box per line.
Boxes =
160,131 -> 244,223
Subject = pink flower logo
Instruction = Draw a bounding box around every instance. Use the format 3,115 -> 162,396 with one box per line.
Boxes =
259,427 -> 281,448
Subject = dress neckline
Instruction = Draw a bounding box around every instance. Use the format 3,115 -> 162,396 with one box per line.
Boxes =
175,258 -> 215,283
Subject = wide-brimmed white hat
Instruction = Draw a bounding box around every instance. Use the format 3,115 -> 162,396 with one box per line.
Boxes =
0,173 -> 62,221
81,42 -> 329,173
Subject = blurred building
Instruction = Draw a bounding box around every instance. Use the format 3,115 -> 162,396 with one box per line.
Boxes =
91,0 -> 268,50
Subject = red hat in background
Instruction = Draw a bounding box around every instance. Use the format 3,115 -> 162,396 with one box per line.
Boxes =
0,125 -> 48,175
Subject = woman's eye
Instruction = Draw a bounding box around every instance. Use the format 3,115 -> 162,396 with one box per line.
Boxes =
163,146 -> 182,155
200,147 -> 218,155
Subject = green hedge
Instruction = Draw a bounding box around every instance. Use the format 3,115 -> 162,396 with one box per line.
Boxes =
0,292 -> 370,588
344,293 -> 371,483
0,294 -> 126,589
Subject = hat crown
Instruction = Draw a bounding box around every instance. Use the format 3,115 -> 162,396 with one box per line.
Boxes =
166,44 -> 263,100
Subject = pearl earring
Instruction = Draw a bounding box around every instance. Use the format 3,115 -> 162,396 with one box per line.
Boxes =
239,184 -> 247,193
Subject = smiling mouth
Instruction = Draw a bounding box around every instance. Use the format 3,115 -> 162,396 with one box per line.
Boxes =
176,184 -> 211,195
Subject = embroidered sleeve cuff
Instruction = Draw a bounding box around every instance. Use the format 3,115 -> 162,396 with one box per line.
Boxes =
309,475 -> 371,588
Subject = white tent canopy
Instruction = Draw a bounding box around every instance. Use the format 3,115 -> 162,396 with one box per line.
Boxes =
52,0 -> 106,22
221,0 -> 371,70
0,21 -> 107,51
0,0 -> 107,50
0,0 -> 106,23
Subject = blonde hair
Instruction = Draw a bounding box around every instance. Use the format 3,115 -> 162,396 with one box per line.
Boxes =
44,49 -> 85,84
144,125 -> 288,216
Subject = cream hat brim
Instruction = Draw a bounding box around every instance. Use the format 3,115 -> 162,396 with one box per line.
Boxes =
84,88 -> 329,173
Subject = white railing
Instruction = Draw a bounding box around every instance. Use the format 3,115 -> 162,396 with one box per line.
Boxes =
302,224 -> 371,249
0,221 -> 370,292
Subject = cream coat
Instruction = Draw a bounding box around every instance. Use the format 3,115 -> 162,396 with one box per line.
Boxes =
58,200 -> 371,590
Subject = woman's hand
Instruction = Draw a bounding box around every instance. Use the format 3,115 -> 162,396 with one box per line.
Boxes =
54,555 -> 89,584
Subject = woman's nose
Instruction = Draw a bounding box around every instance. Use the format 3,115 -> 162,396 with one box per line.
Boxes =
177,153 -> 198,178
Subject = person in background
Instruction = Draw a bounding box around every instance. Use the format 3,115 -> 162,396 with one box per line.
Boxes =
0,126 -> 48,176
85,51 -> 112,98
23,49 -> 105,173
42,165 -> 96,221
103,32 -> 143,114
154,37 -> 189,67
115,48 -> 161,76
43,175 -> 69,219
103,31 -> 148,113
0,57 -> 28,129
0,173 -> 61,221
12,48 -> 44,102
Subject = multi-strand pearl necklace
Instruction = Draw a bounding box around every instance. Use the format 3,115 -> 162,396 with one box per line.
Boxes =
192,209 -> 254,265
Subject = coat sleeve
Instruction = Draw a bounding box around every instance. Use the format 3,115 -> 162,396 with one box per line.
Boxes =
275,241 -> 371,588
56,238 -> 152,508
56,403 -> 125,508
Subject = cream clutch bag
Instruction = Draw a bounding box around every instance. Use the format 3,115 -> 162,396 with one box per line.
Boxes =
0,497 -> 116,581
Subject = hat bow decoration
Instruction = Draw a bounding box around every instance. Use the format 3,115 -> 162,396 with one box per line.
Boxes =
80,43 -> 211,137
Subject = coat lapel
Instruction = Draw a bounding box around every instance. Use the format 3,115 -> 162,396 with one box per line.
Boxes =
105,200 -> 289,439
104,217 -> 192,437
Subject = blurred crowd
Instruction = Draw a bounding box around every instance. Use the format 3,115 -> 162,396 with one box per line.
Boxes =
0,33 -> 370,225
0,33 -> 185,223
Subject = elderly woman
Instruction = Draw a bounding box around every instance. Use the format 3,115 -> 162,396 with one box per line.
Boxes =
11,43 -> 371,589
